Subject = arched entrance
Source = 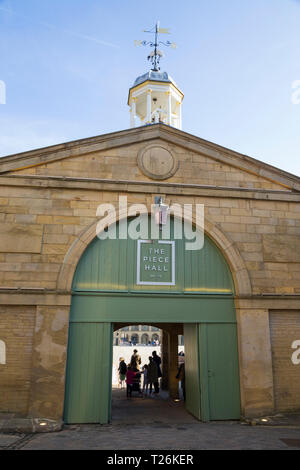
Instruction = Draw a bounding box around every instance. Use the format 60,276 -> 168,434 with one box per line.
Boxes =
63,217 -> 241,424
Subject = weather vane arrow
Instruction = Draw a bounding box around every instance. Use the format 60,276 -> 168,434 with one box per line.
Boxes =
135,21 -> 176,71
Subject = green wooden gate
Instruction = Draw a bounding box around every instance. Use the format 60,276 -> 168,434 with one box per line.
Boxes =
203,323 -> 241,420
63,218 -> 241,423
184,323 -> 240,421
64,323 -> 113,424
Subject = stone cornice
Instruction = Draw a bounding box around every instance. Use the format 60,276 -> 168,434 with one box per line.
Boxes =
0,288 -> 71,306
1,287 -> 300,298
235,295 -> 300,310
0,124 -> 299,191
1,174 -> 300,201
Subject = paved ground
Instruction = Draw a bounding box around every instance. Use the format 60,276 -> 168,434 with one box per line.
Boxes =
1,389 -> 300,451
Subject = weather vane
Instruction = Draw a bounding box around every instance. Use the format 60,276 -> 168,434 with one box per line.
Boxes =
135,21 -> 176,72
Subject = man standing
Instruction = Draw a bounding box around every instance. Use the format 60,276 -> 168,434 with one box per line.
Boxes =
130,349 -> 141,371
152,350 -> 162,394
176,361 -> 185,401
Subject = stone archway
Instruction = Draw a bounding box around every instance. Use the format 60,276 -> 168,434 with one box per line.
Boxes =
57,209 -> 252,297
60,209 -> 250,421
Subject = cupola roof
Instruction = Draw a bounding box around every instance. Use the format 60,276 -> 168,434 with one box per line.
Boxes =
132,70 -> 178,89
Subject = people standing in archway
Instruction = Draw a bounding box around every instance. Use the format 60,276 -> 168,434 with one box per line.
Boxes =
147,356 -> 158,395
130,349 -> 141,371
152,350 -> 162,394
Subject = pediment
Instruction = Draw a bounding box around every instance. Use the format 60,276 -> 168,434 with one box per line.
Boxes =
0,124 -> 299,192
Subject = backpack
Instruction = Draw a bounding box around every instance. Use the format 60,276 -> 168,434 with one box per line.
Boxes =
119,361 -> 127,374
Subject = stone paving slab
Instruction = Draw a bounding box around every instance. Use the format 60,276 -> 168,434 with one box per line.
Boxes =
0,417 -> 63,434
0,434 -> 26,449
1,422 -> 298,450
111,388 -> 194,425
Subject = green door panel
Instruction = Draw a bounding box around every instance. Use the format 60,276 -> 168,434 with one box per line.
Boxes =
70,294 -> 236,323
72,218 -> 234,295
184,324 -> 201,420
200,323 -> 241,420
184,323 -> 241,421
63,322 -> 113,424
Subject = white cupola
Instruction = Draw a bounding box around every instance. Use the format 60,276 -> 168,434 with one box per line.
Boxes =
128,22 -> 184,129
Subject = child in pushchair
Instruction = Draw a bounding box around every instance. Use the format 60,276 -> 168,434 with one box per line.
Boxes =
132,372 -> 143,396
126,366 -> 142,398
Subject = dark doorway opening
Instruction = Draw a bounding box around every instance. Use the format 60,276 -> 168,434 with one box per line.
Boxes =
111,323 -> 190,424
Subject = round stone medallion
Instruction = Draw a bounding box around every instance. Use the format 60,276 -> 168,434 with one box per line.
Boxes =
137,145 -> 178,180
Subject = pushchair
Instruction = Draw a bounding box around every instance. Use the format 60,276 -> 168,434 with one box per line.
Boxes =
132,372 -> 142,396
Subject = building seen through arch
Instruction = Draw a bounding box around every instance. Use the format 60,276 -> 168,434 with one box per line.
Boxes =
113,325 -> 184,346
114,325 -> 161,345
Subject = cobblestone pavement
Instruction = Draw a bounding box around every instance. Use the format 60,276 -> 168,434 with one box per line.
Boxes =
1,422 -> 300,450
1,389 -> 300,450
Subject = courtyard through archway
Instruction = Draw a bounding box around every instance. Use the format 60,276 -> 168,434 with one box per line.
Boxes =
111,323 -> 189,424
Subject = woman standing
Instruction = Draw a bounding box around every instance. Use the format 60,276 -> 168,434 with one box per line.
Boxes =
118,357 -> 127,389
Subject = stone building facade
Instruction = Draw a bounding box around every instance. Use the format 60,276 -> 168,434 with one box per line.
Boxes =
113,326 -> 184,346
0,123 -> 299,422
113,325 -> 161,346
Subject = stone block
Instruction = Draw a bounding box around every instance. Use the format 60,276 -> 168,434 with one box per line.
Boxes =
241,252 -> 263,262
224,215 -> 242,224
240,216 -> 260,225
230,208 -> 250,216
220,200 -> 239,208
0,224 -> 43,253
15,214 -> 37,224
250,200 -> 277,210
44,225 -> 63,234
42,244 -> 69,255
222,222 -> 247,233
263,234 -> 300,262
252,209 -> 271,217
52,216 -> 78,225
5,253 -> 32,263
43,234 -> 72,245
255,225 -> 276,234
37,215 -> 53,224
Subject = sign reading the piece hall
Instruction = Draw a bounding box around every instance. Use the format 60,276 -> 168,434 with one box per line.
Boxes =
137,240 -> 175,286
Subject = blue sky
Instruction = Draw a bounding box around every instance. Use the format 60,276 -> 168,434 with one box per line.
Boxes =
0,0 -> 300,176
